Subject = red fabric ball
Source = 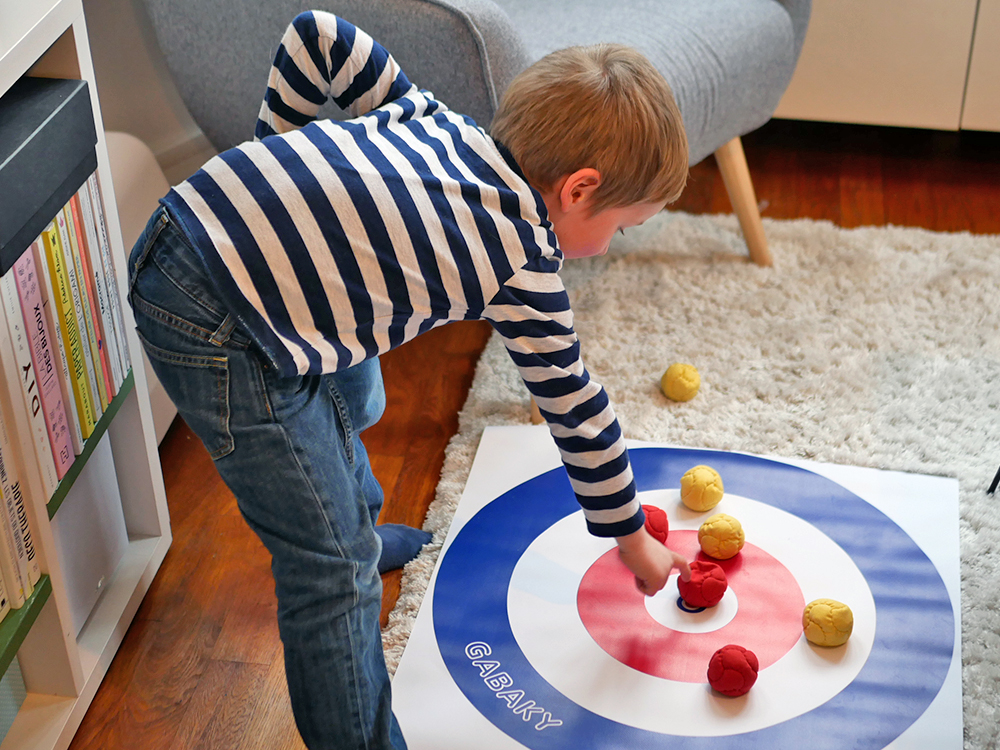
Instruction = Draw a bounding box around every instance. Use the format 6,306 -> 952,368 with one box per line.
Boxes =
707,644 -> 759,696
642,504 -> 669,544
676,560 -> 728,608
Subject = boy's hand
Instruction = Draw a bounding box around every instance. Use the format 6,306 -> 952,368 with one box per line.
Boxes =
616,527 -> 691,596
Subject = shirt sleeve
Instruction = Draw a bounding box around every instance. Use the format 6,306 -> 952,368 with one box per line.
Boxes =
255,11 -> 414,140
483,258 -> 644,538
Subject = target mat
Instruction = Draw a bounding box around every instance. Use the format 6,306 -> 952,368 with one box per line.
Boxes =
392,426 -> 962,749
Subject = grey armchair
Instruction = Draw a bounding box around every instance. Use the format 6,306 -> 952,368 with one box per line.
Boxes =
142,0 -> 810,265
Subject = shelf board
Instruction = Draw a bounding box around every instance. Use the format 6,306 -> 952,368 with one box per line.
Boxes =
77,534 -> 169,679
0,574 -> 51,678
0,691 -> 76,750
47,369 -> 134,519
0,0 -> 77,96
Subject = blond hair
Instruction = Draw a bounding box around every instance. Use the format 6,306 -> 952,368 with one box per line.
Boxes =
490,44 -> 688,214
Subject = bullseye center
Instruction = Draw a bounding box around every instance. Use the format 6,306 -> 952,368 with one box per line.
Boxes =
643,573 -> 739,633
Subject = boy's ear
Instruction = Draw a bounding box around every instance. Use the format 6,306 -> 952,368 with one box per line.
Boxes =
559,168 -> 602,213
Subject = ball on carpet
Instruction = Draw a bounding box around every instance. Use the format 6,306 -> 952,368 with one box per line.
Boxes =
707,645 -> 759,697
642,504 -> 669,544
680,465 -> 724,511
698,513 -> 745,560
803,598 -> 854,647
661,363 -> 700,402
677,560 -> 728,608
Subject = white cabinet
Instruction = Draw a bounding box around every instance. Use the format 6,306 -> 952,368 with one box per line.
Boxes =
774,0 -> 997,132
962,0 -> 1000,131
0,1 -> 172,748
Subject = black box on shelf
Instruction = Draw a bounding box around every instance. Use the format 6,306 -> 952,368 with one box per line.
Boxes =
0,77 -> 98,276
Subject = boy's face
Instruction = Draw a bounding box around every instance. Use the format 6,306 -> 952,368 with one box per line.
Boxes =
539,168 -> 666,259
553,200 -> 665,259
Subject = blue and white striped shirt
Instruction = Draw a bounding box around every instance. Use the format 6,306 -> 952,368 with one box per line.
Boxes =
162,11 -> 640,537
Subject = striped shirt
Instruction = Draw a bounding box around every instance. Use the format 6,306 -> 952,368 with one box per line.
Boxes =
162,11 -> 641,537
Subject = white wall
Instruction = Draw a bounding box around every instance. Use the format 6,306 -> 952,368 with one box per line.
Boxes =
83,0 -> 215,183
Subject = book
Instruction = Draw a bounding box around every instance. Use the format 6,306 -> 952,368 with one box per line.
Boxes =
41,221 -> 98,439
66,196 -> 114,405
9,465 -> 40,590
0,394 -> 27,610
0,361 -> 38,596
85,174 -> 130,377
32,238 -> 84,455
0,520 -> 24,610
75,185 -> 123,391
58,206 -> 108,414
54,209 -> 103,423
0,398 -> 41,593
12,247 -> 74,479
0,560 -> 9,621
0,268 -> 58,499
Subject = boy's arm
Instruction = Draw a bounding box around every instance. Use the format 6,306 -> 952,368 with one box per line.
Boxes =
484,265 -> 689,592
255,11 -> 414,140
618,526 -> 691,594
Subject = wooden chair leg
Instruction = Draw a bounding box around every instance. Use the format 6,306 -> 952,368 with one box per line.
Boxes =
714,137 -> 772,267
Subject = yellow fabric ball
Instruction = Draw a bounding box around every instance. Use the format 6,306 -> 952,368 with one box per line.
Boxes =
680,465 -> 724,511
661,363 -> 700,402
803,599 -> 854,647
699,513 -> 745,559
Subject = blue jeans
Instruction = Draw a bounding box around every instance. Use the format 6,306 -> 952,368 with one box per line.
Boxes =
128,207 -> 406,750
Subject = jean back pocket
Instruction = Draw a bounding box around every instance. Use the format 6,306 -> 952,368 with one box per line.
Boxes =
137,331 -> 234,459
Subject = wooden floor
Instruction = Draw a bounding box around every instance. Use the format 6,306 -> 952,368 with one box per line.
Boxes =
70,120 -> 999,749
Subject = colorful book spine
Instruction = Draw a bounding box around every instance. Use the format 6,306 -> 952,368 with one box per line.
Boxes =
32,239 -> 84,455
12,249 -> 74,479
76,186 -> 123,391
41,222 -> 97,439
0,516 -> 25,610
54,209 -> 103,422
0,392 -> 27,609
67,196 -> 115,405
0,269 -> 58,499
0,406 -> 38,595
59,206 -> 108,413
9,470 -> 40,589
0,561 -> 9,621
87,173 -> 131,376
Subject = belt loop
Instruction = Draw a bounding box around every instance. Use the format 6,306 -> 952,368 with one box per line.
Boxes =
129,207 -> 170,297
209,313 -> 237,346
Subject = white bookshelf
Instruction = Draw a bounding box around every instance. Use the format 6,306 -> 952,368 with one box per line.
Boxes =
0,1 -> 172,748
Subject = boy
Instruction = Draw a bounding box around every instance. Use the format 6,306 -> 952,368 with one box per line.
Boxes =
127,11 -> 691,750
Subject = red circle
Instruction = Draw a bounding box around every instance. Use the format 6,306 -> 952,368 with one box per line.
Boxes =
576,530 -> 805,682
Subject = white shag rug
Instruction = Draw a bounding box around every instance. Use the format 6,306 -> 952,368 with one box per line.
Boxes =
382,212 -> 1000,749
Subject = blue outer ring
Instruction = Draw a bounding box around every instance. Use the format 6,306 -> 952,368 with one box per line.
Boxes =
432,448 -> 955,750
